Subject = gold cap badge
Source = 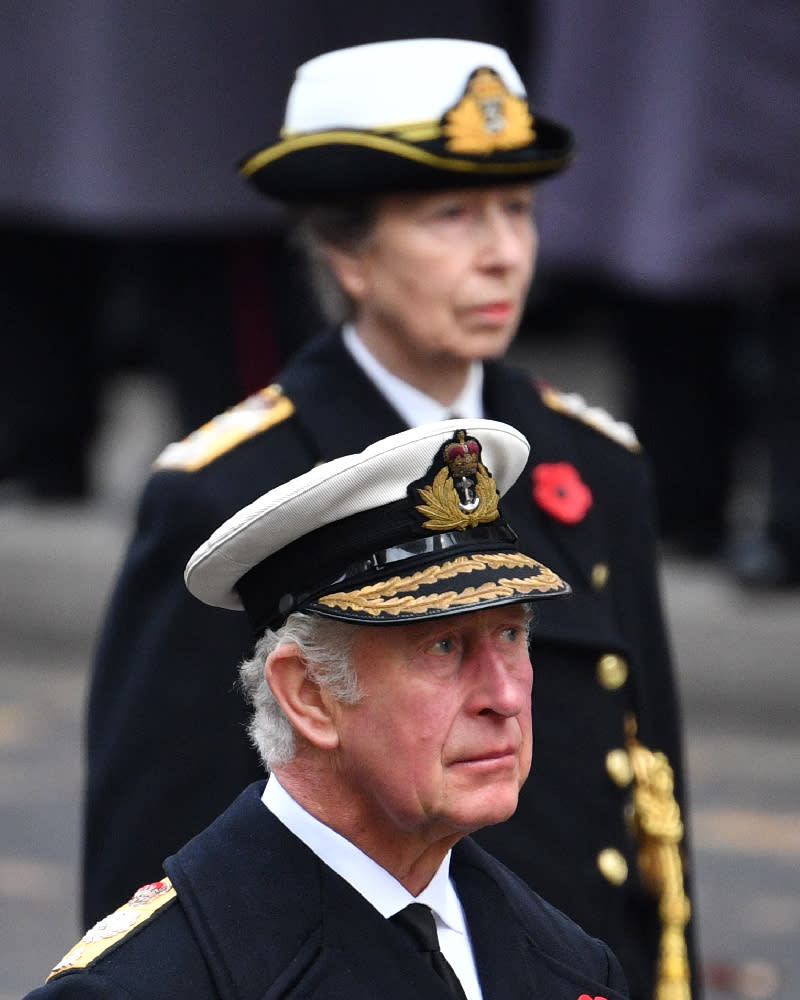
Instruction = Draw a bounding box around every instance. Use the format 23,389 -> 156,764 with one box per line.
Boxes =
443,68 -> 536,154
416,429 -> 501,530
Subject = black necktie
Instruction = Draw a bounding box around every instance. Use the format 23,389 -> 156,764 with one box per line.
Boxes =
390,902 -> 469,999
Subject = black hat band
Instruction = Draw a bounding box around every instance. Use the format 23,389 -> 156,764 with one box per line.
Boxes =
237,515 -> 519,633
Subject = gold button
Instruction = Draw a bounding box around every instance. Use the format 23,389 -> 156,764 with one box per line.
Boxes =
597,653 -> 628,690
591,562 -> 610,590
597,847 -> 629,886
605,748 -> 633,787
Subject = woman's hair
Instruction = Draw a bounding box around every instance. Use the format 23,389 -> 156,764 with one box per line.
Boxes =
288,199 -> 378,326
238,612 -> 361,769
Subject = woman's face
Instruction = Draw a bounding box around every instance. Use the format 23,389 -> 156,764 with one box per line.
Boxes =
330,183 -> 538,372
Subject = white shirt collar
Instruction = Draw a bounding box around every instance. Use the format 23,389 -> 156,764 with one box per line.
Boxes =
263,776 -> 483,999
341,324 -> 485,426
263,774 -> 459,926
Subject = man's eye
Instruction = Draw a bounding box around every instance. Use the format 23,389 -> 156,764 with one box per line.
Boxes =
429,637 -> 454,655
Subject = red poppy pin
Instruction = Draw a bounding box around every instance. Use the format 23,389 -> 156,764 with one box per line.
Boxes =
531,462 -> 593,524
578,995 -> 608,1000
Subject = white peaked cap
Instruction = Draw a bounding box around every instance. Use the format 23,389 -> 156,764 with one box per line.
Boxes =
185,419 -> 570,630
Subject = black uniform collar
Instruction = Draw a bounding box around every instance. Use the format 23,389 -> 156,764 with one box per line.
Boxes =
278,329 -> 409,460
165,782 -> 624,1000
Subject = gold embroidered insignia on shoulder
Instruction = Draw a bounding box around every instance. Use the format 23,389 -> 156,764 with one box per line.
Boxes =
46,880 -> 176,981
154,384 -> 295,472
442,67 -> 535,154
537,382 -> 641,452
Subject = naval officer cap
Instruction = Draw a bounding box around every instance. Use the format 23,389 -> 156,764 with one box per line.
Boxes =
239,37 -> 574,201
185,419 -> 571,634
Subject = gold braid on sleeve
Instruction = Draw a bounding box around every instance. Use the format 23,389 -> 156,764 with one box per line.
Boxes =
625,715 -> 692,1000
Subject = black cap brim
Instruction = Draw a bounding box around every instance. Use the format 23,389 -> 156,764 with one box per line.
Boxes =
240,117 -> 574,201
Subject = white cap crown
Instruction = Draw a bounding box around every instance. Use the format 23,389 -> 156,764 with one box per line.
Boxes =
283,38 -> 526,134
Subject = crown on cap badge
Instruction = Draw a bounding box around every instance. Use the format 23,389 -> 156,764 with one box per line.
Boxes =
442,68 -> 535,154
416,430 -> 500,530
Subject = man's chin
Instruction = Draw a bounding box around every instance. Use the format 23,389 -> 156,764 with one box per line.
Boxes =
452,788 -> 521,833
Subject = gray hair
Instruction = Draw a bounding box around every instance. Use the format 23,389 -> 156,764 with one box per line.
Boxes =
288,199 -> 378,326
238,612 -> 361,770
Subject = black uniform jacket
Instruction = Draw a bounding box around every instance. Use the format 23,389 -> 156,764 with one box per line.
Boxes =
37,783 -> 629,1000
84,329 -> 693,999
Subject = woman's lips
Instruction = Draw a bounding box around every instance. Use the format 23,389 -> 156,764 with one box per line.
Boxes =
467,301 -> 514,324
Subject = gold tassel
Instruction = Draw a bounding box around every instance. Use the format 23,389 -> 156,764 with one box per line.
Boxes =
625,715 -> 692,1000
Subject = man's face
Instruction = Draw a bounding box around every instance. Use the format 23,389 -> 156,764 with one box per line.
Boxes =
322,604 -> 533,858
336,184 -> 537,368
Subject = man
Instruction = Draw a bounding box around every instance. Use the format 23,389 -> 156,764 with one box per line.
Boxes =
32,420 -> 629,999
84,39 -> 694,1000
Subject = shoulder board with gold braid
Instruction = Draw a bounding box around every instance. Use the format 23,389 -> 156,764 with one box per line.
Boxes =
537,380 -> 640,452
47,880 -> 176,981
154,384 -> 295,472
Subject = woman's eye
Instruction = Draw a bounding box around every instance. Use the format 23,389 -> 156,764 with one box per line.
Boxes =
433,203 -> 465,220
507,198 -> 532,216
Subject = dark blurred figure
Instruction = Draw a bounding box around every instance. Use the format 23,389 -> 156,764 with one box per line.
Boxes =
730,286 -> 800,587
524,0 -> 800,586
0,224 -> 297,500
0,226 -> 104,500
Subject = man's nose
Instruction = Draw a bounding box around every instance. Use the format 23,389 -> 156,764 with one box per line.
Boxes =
470,647 -> 531,718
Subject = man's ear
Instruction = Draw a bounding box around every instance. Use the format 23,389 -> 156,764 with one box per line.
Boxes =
264,644 -> 340,750
323,243 -> 368,302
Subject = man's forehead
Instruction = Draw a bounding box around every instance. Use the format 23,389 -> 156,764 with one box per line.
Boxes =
353,603 -> 531,642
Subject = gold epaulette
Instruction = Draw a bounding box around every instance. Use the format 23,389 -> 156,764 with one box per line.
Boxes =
47,880 -> 176,981
537,382 -> 641,452
154,384 -> 295,472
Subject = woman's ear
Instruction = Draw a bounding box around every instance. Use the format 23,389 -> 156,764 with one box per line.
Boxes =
323,243 -> 368,302
264,644 -> 340,751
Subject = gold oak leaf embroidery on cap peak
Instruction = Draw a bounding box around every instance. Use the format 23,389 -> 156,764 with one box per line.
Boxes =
318,554 -> 565,617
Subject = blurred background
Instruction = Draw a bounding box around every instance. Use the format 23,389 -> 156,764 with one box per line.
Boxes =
1,3 -> 798,998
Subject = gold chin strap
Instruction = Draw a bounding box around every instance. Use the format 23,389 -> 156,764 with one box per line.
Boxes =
625,715 -> 692,1000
